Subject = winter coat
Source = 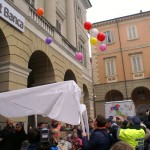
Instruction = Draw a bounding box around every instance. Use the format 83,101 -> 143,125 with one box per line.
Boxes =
144,128 -> 150,150
82,128 -> 112,150
13,130 -> 27,150
0,125 -> 15,150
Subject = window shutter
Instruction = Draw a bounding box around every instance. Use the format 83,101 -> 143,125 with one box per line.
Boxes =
110,31 -> 114,43
110,61 -> 115,75
108,31 -> 111,43
106,61 -> 111,76
132,26 -> 136,39
137,56 -> 141,72
132,57 -> 137,72
127,27 -> 132,40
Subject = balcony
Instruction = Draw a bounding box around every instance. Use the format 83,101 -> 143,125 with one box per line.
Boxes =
5,0 -> 78,59
28,5 -> 77,58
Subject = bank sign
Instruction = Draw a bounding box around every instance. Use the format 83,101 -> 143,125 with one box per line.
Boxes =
0,0 -> 25,32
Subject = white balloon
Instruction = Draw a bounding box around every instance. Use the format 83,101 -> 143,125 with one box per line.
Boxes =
90,28 -> 99,37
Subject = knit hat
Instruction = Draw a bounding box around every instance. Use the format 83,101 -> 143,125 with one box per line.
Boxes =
131,116 -> 141,126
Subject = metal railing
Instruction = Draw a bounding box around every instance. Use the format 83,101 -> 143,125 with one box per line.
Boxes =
28,7 -> 54,37
28,5 -> 77,58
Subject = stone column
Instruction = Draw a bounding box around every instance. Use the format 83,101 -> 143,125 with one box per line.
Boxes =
66,0 -> 76,47
44,0 -> 56,27
0,61 -> 31,92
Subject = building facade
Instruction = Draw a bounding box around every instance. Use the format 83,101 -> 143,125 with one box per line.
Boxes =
0,0 -> 94,128
91,11 -> 150,117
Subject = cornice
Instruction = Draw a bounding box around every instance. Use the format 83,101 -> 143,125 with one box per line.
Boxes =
84,0 -> 92,9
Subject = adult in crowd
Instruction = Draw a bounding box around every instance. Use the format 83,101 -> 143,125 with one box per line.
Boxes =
88,118 -> 94,135
117,116 -> 145,149
72,125 -> 82,140
38,122 -> 53,149
142,121 -> 150,150
71,131 -> 82,150
111,141 -> 134,150
58,136 -> 72,150
50,120 -> 62,140
82,115 -> 113,150
0,119 -> 15,150
37,122 -> 47,130
13,122 -> 27,150
27,128 -> 41,150
106,117 -> 119,144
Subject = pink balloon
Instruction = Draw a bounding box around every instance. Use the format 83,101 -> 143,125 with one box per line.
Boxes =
76,52 -> 83,61
100,44 -> 107,51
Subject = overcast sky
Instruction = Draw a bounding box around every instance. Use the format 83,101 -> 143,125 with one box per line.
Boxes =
87,0 -> 150,23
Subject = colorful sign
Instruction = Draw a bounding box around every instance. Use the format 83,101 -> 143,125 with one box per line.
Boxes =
105,100 -> 136,118
0,0 -> 25,32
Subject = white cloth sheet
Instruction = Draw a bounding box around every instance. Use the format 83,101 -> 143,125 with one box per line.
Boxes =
0,81 -> 82,124
0,81 -> 89,137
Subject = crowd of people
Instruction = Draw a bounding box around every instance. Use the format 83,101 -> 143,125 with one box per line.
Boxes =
0,119 -> 27,150
0,113 -> 150,150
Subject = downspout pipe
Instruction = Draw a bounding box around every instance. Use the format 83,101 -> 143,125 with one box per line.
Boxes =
116,19 -> 128,99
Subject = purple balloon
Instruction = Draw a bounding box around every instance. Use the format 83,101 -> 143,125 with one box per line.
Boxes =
45,37 -> 52,44
100,44 -> 107,51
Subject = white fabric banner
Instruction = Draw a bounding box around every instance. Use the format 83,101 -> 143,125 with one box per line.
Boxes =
0,81 -> 82,125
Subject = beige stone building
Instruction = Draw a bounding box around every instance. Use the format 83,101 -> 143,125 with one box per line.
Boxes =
0,0 -> 94,128
91,11 -> 150,118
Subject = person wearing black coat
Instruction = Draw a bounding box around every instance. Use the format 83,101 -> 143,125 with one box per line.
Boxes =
27,128 -> 41,150
13,122 -> 27,150
0,119 -> 15,150
82,115 -> 113,150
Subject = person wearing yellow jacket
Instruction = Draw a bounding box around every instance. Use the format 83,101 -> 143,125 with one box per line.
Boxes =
117,116 -> 145,150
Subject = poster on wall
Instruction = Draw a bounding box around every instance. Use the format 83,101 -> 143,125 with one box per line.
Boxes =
105,100 -> 136,119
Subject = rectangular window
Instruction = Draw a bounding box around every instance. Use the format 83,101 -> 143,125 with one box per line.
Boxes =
78,41 -> 86,66
105,58 -> 116,76
104,31 -> 115,44
56,19 -> 61,32
131,54 -> 143,73
127,26 -> 138,40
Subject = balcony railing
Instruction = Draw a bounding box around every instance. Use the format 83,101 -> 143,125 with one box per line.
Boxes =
28,5 -> 77,58
29,7 -> 54,37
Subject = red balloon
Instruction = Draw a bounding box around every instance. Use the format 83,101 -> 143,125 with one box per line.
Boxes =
36,8 -> 44,16
84,22 -> 92,30
97,32 -> 105,41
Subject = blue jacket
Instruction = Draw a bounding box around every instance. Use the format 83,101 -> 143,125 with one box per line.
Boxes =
82,129 -> 112,150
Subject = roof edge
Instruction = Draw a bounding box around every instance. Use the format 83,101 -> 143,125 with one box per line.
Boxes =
92,10 -> 150,26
